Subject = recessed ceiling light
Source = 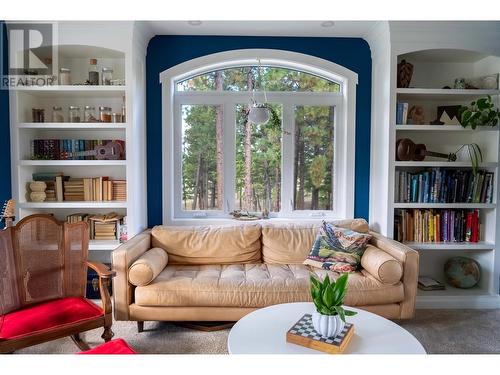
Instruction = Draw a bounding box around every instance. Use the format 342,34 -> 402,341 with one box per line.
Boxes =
321,21 -> 335,28
188,20 -> 202,26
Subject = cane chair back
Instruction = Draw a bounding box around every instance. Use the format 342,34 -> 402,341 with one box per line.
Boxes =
0,215 -> 88,315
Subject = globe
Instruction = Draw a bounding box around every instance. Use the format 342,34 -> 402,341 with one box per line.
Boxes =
444,257 -> 480,289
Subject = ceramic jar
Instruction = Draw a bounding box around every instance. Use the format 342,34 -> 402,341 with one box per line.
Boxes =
312,311 -> 345,338
29,181 -> 47,202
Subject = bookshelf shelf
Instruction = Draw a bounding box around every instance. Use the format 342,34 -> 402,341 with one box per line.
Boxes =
395,125 -> 500,132
396,88 -> 500,101
89,240 -> 121,251
393,203 -> 496,209
12,85 -> 127,98
17,123 -> 127,130
19,201 -> 127,209
404,242 -> 495,250
394,161 -> 498,168
417,286 -> 492,298
20,160 -> 127,166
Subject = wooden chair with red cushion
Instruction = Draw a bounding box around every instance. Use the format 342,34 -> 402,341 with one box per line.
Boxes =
0,214 -> 116,353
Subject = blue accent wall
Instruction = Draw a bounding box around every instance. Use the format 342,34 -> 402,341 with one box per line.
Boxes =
0,21 -> 11,216
146,35 -> 372,226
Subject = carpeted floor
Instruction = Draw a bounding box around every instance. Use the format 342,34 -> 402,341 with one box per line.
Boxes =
17,309 -> 500,354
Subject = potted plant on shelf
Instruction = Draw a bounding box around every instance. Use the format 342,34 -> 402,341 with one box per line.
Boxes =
310,273 -> 357,338
458,95 -> 500,129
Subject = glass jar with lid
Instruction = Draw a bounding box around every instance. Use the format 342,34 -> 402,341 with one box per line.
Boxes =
88,58 -> 99,85
59,68 -> 71,85
99,106 -> 112,122
52,106 -> 64,122
102,67 -> 113,86
68,106 -> 81,123
84,105 -> 96,122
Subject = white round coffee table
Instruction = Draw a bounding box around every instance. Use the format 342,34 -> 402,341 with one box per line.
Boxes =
228,302 -> 426,354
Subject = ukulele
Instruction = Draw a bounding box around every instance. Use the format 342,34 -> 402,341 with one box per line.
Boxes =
60,141 -> 124,160
396,138 -> 457,162
0,199 -> 15,228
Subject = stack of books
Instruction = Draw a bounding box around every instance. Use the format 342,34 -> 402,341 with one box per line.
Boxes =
45,181 -> 56,201
93,222 -> 118,240
418,276 -> 445,291
66,213 -> 89,224
89,213 -> 122,240
30,139 -> 125,160
63,179 -> 85,201
395,169 -> 494,204
396,102 -> 409,125
112,180 -> 127,201
394,208 -> 481,243
65,212 -> 126,241
32,173 -> 126,202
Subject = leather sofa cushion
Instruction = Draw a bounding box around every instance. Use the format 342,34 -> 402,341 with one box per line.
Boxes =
128,247 -> 169,286
361,245 -> 403,285
261,218 -> 370,264
151,224 -> 262,265
134,263 -> 404,308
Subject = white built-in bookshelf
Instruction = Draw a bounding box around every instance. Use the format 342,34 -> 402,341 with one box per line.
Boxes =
9,23 -> 148,262
371,47 -> 500,308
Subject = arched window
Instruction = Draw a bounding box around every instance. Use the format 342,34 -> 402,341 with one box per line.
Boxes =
161,49 -> 357,223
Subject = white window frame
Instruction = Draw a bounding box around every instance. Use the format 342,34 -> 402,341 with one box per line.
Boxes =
160,49 -> 358,224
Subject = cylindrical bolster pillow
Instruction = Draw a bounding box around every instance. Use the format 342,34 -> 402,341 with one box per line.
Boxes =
361,245 -> 403,285
128,247 -> 168,286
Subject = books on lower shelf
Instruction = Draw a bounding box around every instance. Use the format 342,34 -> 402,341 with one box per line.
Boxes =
32,173 -> 126,202
30,139 -> 125,160
396,102 -> 409,125
66,212 -> 127,242
418,276 -> 446,291
394,208 -> 481,243
395,169 -> 494,204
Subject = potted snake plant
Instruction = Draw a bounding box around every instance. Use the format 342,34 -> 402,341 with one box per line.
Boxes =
310,273 -> 357,338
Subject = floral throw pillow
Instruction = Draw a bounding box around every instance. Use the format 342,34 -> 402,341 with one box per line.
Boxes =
303,221 -> 371,273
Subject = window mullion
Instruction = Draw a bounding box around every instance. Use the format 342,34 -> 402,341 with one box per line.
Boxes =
223,100 -> 236,213
280,103 -> 295,216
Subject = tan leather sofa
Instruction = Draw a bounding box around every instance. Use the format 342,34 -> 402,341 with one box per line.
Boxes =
112,219 -> 419,323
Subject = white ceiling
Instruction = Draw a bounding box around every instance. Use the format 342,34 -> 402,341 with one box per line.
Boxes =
144,21 -> 379,38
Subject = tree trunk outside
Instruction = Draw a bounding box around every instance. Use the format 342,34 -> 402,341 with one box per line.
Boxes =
243,71 -> 254,210
215,71 -> 224,210
192,153 -> 202,210
311,187 -> 319,210
274,165 -> 281,212
328,106 -> 335,210
297,132 -> 305,210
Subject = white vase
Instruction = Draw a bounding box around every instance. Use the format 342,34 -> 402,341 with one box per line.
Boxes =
312,311 -> 345,338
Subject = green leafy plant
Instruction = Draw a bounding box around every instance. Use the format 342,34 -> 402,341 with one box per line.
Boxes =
458,95 -> 500,129
310,273 -> 357,323
453,143 -> 483,175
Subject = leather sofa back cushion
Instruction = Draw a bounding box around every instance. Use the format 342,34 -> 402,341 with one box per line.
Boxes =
261,219 -> 369,264
128,247 -> 169,286
151,224 -> 262,265
361,245 -> 403,285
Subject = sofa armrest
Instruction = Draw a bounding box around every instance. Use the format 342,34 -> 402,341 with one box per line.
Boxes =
369,231 -> 419,319
111,230 -> 151,320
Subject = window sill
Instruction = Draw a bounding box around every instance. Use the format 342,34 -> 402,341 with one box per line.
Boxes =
165,216 -> 346,226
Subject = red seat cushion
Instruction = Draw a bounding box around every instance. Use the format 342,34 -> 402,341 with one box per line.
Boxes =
0,297 -> 103,340
79,339 -> 136,354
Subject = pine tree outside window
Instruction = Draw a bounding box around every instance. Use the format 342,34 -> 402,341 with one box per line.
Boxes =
161,50 -> 357,223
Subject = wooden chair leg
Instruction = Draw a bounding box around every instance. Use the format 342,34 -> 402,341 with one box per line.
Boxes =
101,326 -> 114,342
137,321 -> 144,333
71,333 -> 91,351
